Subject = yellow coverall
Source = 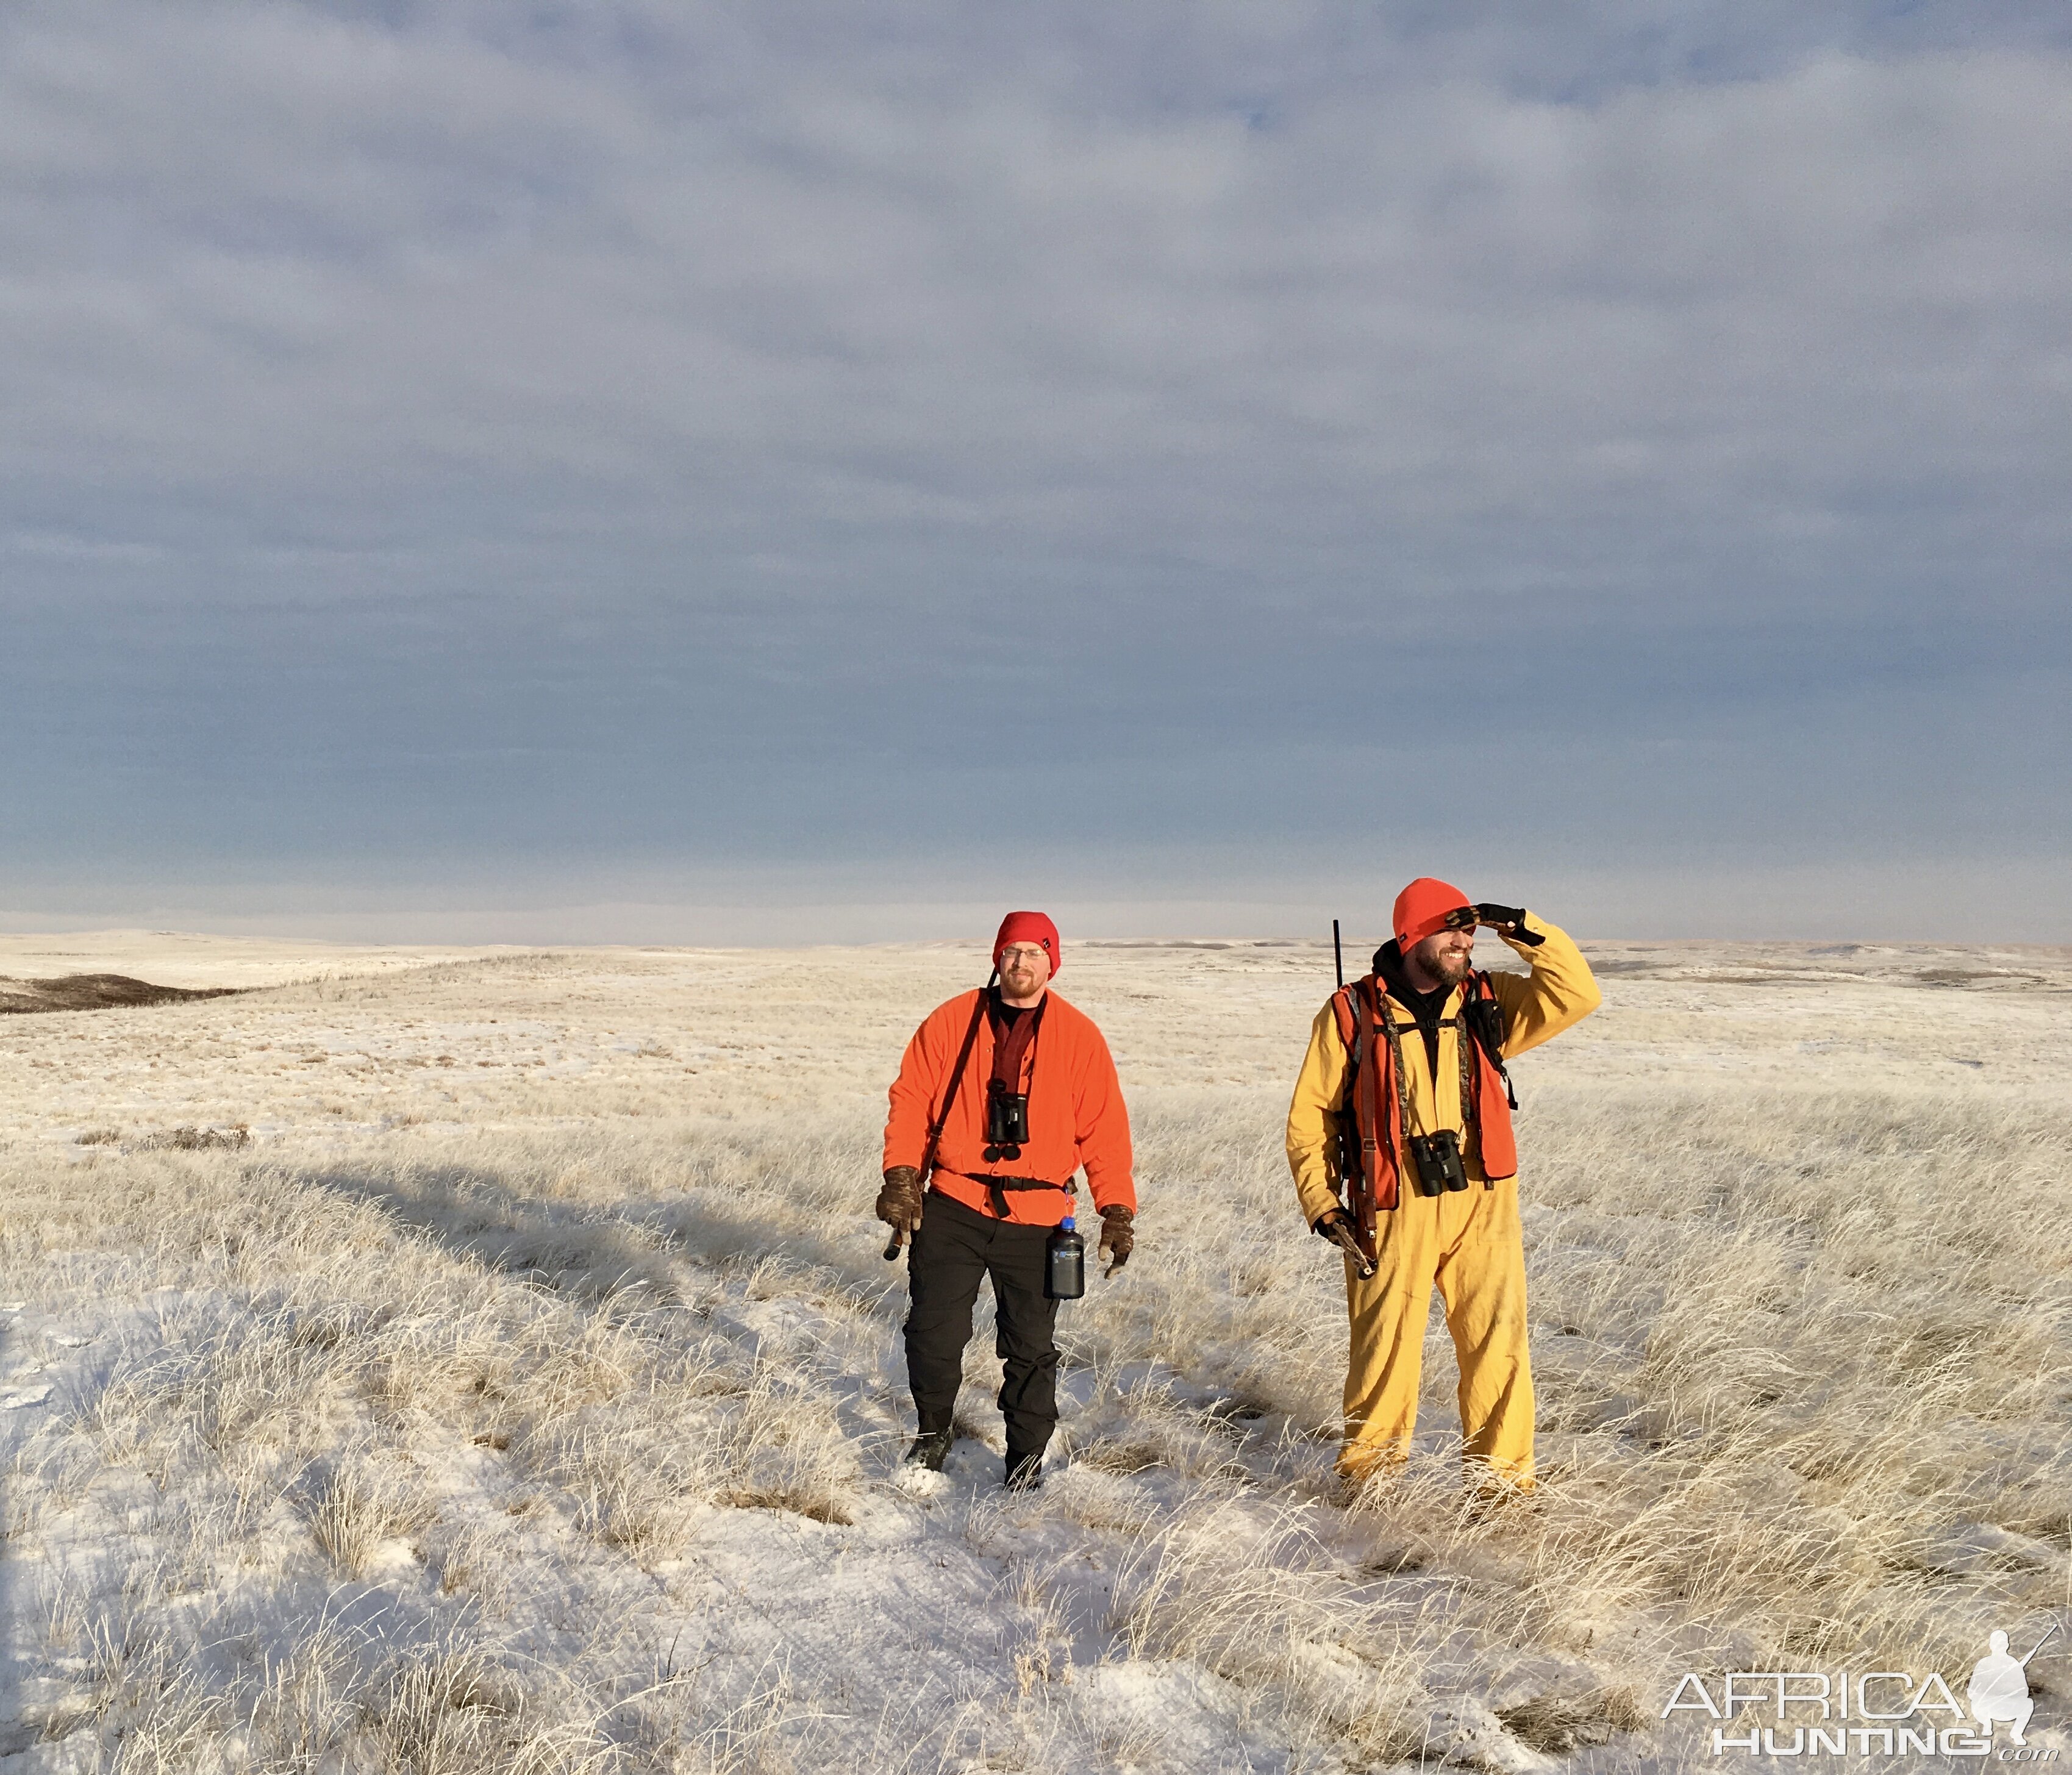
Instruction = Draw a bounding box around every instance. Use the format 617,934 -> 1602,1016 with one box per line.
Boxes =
1285,914 -> 1599,1485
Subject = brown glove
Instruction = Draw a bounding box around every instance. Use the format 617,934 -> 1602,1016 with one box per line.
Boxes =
1314,1208 -> 1376,1278
876,1166 -> 924,1235
1096,1204 -> 1135,1277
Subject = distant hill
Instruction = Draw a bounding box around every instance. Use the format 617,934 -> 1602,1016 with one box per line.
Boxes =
0,973 -> 240,1014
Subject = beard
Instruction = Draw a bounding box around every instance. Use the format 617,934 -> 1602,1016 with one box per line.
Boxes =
1000,963 -> 1048,999
1412,941 -> 1472,988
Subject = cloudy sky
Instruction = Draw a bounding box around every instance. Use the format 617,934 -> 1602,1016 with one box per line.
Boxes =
3,2 -> 2068,942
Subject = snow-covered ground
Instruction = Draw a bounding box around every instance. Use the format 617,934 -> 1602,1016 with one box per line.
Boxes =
0,935 -> 2066,1771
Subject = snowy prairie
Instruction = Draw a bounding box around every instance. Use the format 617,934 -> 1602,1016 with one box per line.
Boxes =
0,932 -> 2067,1773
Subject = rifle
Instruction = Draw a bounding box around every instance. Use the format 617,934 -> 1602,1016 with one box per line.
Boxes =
883,970 -> 995,1261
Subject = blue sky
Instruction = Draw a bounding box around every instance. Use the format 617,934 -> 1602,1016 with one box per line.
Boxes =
3,2 -> 2068,941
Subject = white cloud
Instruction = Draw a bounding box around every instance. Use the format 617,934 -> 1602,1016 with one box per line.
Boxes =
4,9 -> 2065,586
0,2 -> 2066,929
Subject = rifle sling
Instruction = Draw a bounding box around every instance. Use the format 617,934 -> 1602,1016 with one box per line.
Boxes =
919,979 -> 991,1186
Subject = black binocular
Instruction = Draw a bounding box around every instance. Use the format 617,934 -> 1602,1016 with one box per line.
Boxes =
984,1081 -> 1029,1162
1408,1129 -> 1470,1196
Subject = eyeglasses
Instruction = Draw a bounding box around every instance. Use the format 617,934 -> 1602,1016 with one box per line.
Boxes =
999,946 -> 1049,965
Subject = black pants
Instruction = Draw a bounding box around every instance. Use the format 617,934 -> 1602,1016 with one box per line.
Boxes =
904,1191 -> 1061,1463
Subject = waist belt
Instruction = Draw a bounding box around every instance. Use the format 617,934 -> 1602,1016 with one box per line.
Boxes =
938,1169 -> 1070,1221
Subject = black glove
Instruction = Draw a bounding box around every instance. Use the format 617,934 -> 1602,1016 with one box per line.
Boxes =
1474,904 -> 1543,947
876,1166 -> 925,1235
1096,1205 -> 1135,1277
1313,1209 -> 1376,1278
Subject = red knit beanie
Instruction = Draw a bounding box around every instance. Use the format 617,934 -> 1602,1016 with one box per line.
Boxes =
1393,877 -> 1473,952
993,910 -> 1060,977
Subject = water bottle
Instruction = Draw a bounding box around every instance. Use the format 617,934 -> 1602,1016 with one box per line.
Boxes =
1046,1216 -> 1085,1301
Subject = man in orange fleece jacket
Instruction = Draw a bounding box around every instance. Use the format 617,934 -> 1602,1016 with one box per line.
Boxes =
879,911 -> 1136,1491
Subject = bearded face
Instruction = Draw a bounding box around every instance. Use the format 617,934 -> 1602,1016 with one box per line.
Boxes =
999,942 -> 1052,1004
1408,930 -> 1473,989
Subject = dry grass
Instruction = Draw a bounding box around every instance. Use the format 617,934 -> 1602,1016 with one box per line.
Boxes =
0,936 -> 2065,1770
305,1452 -> 438,1577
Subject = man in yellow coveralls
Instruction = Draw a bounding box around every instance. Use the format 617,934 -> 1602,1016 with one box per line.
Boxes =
1285,878 -> 1599,1491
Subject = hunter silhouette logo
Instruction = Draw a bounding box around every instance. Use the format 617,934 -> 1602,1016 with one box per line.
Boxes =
1969,1623 -> 2057,1748
1662,1623 -> 2063,1759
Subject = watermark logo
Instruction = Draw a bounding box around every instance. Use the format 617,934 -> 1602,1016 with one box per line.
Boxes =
1663,1623 -> 2061,1760
1969,1629 -> 2046,1748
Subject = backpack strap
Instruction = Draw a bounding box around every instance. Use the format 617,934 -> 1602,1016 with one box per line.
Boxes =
1356,979 -> 1396,1230
1373,988 -> 1421,1148
1458,979 -> 1490,1188
1330,985 -> 1359,1066
1462,971 -> 1518,1111
1457,982 -> 1478,1124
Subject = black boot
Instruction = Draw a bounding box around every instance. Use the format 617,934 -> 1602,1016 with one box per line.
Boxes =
1003,1450 -> 1044,1493
904,1428 -> 954,1473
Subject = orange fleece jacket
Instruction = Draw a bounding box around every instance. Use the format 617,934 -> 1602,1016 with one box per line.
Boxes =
883,987 -> 1135,1226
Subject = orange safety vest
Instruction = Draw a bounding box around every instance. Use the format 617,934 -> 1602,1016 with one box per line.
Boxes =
1327,971 -> 1518,1232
